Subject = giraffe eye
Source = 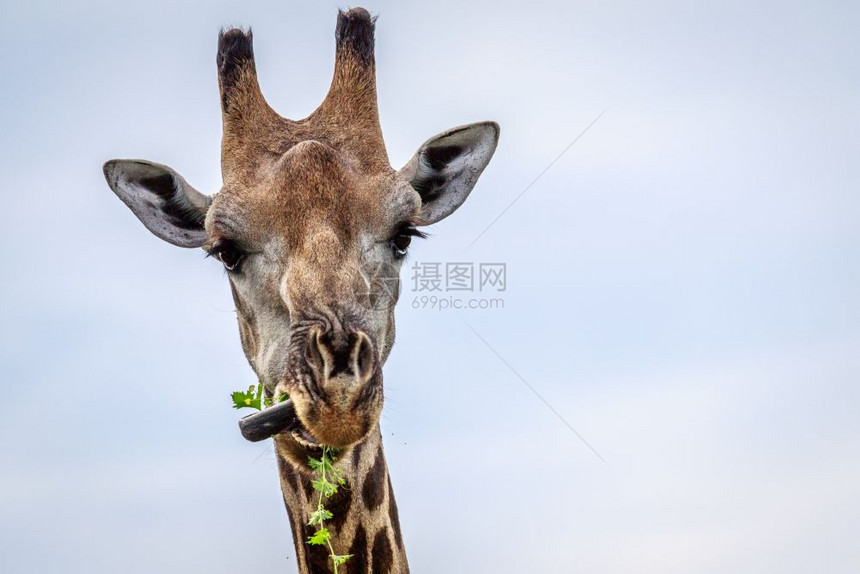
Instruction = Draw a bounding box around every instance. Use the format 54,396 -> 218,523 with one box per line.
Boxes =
209,241 -> 245,272
389,224 -> 426,258
218,248 -> 244,271
391,233 -> 412,256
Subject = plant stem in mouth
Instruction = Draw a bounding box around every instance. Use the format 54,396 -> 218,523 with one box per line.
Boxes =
307,445 -> 352,572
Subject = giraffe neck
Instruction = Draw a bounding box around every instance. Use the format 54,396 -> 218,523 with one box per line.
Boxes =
275,426 -> 408,573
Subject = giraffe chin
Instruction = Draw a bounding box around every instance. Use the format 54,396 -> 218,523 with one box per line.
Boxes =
274,409 -> 377,469
274,358 -> 384,449
296,397 -> 381,449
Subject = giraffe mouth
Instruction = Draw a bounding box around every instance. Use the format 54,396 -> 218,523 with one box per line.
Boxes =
290,427 -> 321,448
237,399 -> 330,449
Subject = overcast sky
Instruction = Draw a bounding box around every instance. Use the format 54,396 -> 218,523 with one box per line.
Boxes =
2,1 -> 859,572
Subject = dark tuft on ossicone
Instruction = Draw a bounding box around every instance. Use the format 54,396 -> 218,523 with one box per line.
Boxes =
217,28 -> 255,106
335,8 -> 376,65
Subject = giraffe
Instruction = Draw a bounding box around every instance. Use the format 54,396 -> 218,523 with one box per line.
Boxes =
103,8 -> 498,573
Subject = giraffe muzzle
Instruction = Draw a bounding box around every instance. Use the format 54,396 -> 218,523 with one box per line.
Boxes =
238,324 -> 383,446
292,325 -> 382,447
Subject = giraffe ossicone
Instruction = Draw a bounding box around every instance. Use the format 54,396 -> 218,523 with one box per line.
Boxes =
103,7 -> 498,573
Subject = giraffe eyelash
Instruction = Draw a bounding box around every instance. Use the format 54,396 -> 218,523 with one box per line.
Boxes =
395,220 -> 428,240
398,226 -> 427,239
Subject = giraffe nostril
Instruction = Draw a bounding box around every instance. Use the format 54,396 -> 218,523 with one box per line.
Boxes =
305,325 -> 376,383
351,331 -> 376,384
305,325 -> 328,376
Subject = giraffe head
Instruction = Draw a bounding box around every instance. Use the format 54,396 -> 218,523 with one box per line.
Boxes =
103,9 -> 498,461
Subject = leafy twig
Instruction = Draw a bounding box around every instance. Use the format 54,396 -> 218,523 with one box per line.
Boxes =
231,384 -> 349,570
307,446 -> 352,571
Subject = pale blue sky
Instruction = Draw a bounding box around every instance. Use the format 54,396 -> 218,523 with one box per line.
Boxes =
1,1 -> 859,572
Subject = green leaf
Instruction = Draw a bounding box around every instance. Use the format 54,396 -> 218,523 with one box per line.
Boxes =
307,528 -> 330,546
231,392 -> 244,409
309,456 -> 334,477
231,383 -> 269,410
308,508 -> 333,526
231,389 -> 258,410
332,554 -> 353,566
263,388 -> 288,408
312,478 -> 338,498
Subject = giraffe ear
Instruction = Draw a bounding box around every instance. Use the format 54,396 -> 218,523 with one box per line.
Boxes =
400,121 -> 500,225
103,159 -> 211,248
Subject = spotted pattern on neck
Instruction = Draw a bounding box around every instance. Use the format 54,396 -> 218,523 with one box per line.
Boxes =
275,426 -> 408,573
